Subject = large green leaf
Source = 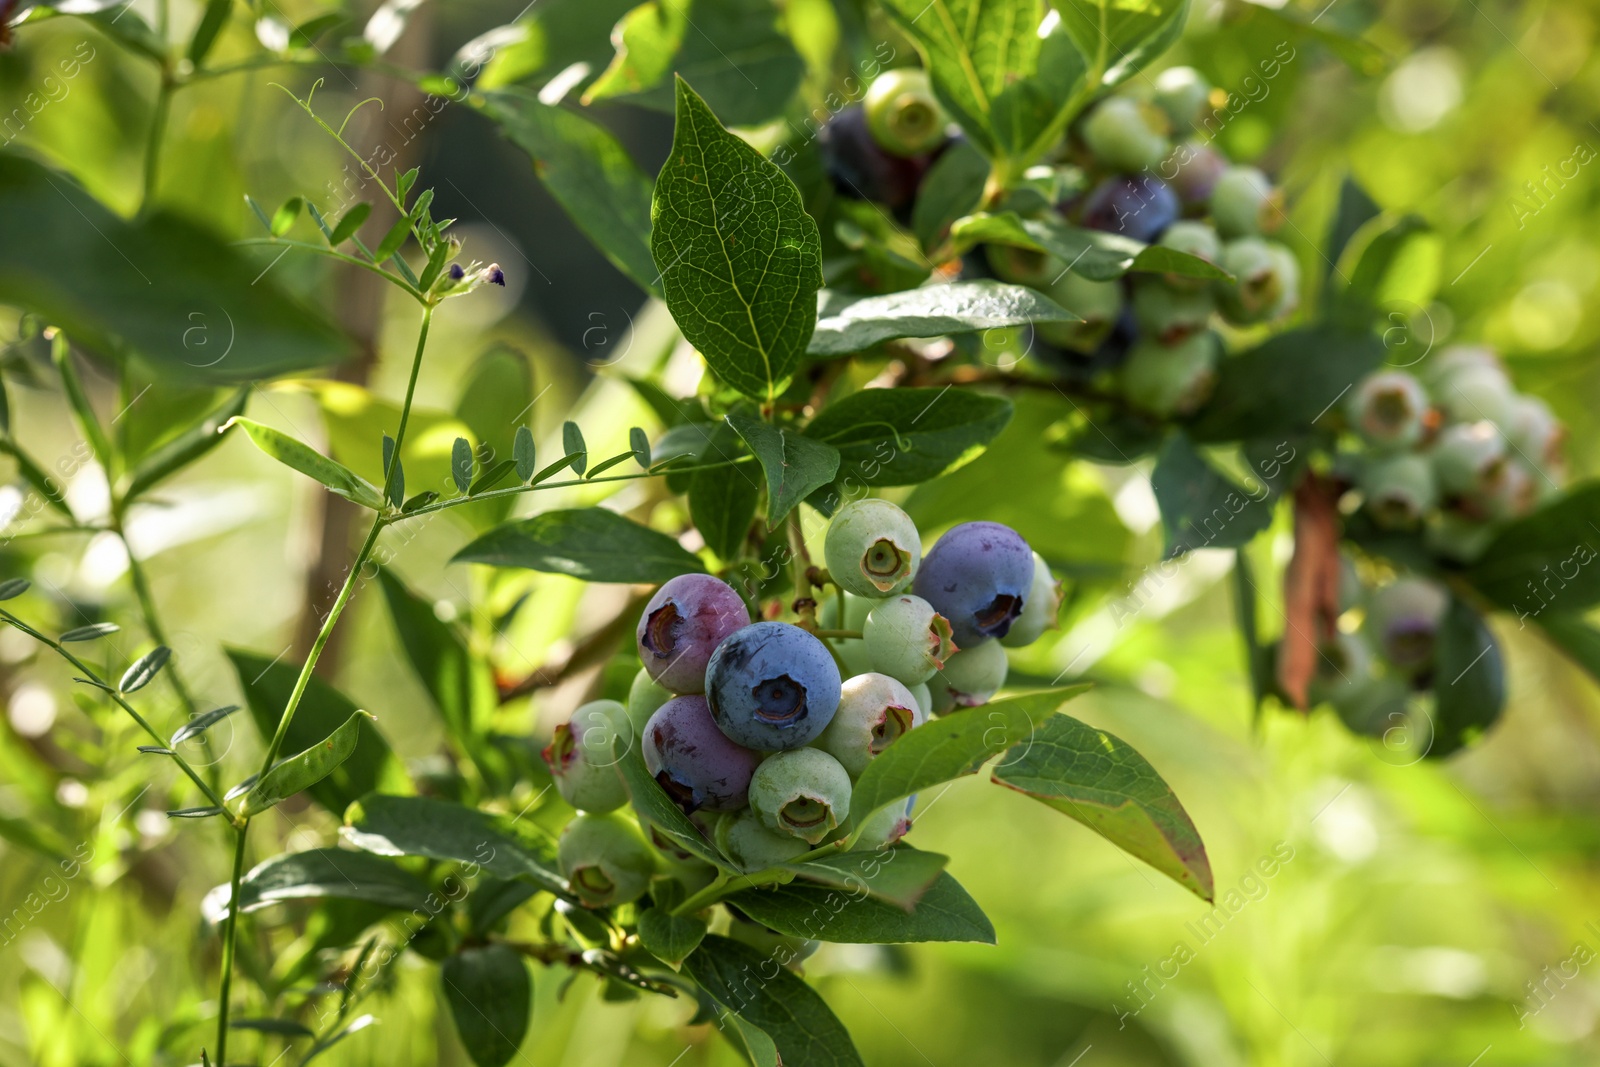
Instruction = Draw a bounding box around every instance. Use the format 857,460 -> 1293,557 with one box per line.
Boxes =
781,846 -> 948,909
613,734 -> 727,867
342,794 -> 567,896
850,688 -> 1087,825
453,508 -> 706,582
1466,485 -> 1600,611
808,281 -> 1078,357
726,413 -> 840,525
803,387 -> 1013,489
637,903 -> 708,966
376,568 -> 495,742
0,153 -> 347,384
911,138 -> 991,251
950,211 -> 1228,282
1429,595 -> 1505,757
241,710 -> 369,816
991,712 -> 1213,901
726,870 -> 995,944
121,387 -> 251,501
218,848 -> 432,917
1535,614 -> 1600,688
226,650 -> 408,814
225,417 -> 385,509
1054,0 -> 1190,88
481,92 -> 659,296
441,945 -> 532,1067
1150,433 -> 1276,558
685,936 -> 864,1067
689,423 -> 760,559
466,0 -> 640,92
650,78 -> 823,402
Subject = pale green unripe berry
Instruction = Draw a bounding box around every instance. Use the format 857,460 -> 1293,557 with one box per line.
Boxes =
543,700 -> 631,814
1306,631 -> 1375,710
1214,237 -> 1284,323
627,668 -> 674,733
1120,332 -> 1219,417
864,67 -> 949,157
1432,421 -> 1507,496
813,672 -> 925,777
1001,552 -> 1061,648
1157,221 -> 1223,291
1264,241 -> 1300,319
1422,344 -> 1502,392
825,498 -> 921,597
863,594 -> 957,685
819,590 -> 874,676
1470,459 -> 1537,522
985,244 -> 1065,287
749,748 -> 853,844
1333,674 -> 1411,738
1131,278 -> 1215,344
1082,96 -> 1170,173
1437,364 -> 1515,430
929,638 -> 1008,714
715,808 -> 811,873
1506,394 -> 1565,469
1364,577 -> 1447,671
1153,66 -> 1212,131
1210,165 -> 1281,238
1360,453 -> 1437,528
558,812 -> 656,907
854,797 -> 914,849
1036,272 -> 1124,351
907,681 -> 932,718
1425,509 -> 1496,563
1349,370 -> 1430,449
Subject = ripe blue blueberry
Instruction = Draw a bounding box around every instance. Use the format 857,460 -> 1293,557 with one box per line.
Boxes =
813,672 -> 925,777
1080,175 -> 1180,243
1364,577 -> 1447,672
748,747 -> 853,843
824,498 -> 921,597
715,808 -> 812,872
558,812 -> 656,908
864,68 -> 949,157
1360,453 -> 1437,529
642,695 -> 761,813
1001,552 -> 1062,648
912,523 -> 1034,648
1349,370 -> 1431,449
1081,96 -> 1170,173
627,667 -> 675,733
862,594 -> 955,685
819,105 -> 934,213
1120,331 -> 1219,417
705,622 -> 842,751
542,699 -> 631,814
929,638 -> 1008,713
1210,166 -> 1282,238
636,573 -> 750,695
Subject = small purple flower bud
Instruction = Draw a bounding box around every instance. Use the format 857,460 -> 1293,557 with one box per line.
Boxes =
448,263 -> 465,281
487,263 -> 506,286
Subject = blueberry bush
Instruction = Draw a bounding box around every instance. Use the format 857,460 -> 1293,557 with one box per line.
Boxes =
2,0 -> 1597,1063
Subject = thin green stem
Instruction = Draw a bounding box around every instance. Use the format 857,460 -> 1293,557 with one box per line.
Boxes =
118,529 -> 200,717
51,334 -> 113,473
812,629 -> 861,640
394,459 -> 754,519
384,307 -> 432,501
213,825 -> 248,1066
141,78 -> 174,216
232,239 -> 424,302
671,867 -> 792,916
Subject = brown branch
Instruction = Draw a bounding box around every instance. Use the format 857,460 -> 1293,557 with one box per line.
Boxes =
1278,471 -> 1343,710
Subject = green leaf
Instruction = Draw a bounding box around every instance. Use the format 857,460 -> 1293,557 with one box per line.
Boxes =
374,213 -> 412,263
513,426 -> 537,482
453,509 -> 707,583
991,711 -> 1213,901
60,622 -> 119,642
187,0 -> 234,65
118,646 -> 170,693
219,848 -> 432,917
726,869 -> 995,944
630,426 -> 652,467
725,413 -> 840,526
0,578 -> 30,601
782,846 -> 948,909
1055,0 -> 1190,88
469,459 -> 517,495
226,417 -> 385,509
950,211 -> 1228,282
638,905 -> 708,966
228,1018 -> 315,1038
441,945 -> 532,1067
651,78 -> 823,402
270,197 -> 304,237
851,687 -> 1087,825
1465,485 -> 1600,611
301,1015 -> 377,1064
0,439 -> 72,519
685,936 -> 864,1067
808,281 -> 1079,358
241,710 -> 370,816
1535,614 -> 1600,688
803,387 -> 1013,488
121,387 -> 251,502
690,454 -> 760,560
1429,595 -> 1505,758
328,202 -> 373,246
912,138 -> 991,251
0,155 -> 348,384
452,436 -> 474,493
227,650 -> 407,814
1333,213 -> 1432,323
342,793 -> 567,897
482,91 -> 660,296
170,705 -> 240,746
562,421 -> 588,476
376,568 -> 494,743
1150,433 -> 1276,558
613,733 -> 726,867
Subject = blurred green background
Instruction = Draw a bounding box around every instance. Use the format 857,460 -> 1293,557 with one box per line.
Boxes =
5,0 -> 1600,1063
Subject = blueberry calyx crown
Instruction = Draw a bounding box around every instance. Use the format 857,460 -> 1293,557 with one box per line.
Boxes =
973,592 -> 1023,638
869,704 -> 916,755
751,673 -> 808,725
642,601 -> 682,658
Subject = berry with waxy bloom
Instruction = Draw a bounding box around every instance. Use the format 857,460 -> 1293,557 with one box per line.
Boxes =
642,695 -> 761,813
1506,394 -> 1565,472
912,522 -> 1035,648
1035,271 -> 1125,351
636,574 -> 750,695
1364,577 -> 1448,671
542,699 -> 631,814
1215,237 -> 1287,324
558,812 -> 656,907
748,748 -> 853,844
1120,331 -> 1219,417
1360,452 -> 1437,528
863,67 -> 949,157
715,808 -> 812,872
1210,166 -> 1282,237
863,594 -> 957,685
1153,66 -> 1212,131
1001,552 -> 1063,648
1432,421 -> 1507,496
929,638 -> 1008,713
1157,220 -> 1223,291
854,795 -> 915,849
1080,175 -> 1180,243
1131,277 -> 1215,343
705,622 -> 842,750
1349,371 -> 1431,449
819,105 -> 934,212
813,672 -> 925,777
824,498 -> 921,597
1082,96 -> 1170,173
1167,140 -> 1228,205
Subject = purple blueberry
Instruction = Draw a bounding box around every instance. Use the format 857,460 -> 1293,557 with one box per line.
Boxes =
1078,175 -> 1179,244
911,521 -> 1035,647
636,574 -> 750,695
642,695 -> 761,814
704,622 -> 842,751
819,105 -> 934,213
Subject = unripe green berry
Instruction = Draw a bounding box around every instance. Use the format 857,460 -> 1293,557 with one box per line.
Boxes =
1120,331 -> 1219,417
1437,364 -> 1516,430
1349,370 -> 1430,449
1421,344 -> 1502,392
929,638 -> 1008,713
813,672 -> 925,777
1000,551 -> 1061,648
985,244 -> 1065,287
1469,459 -> 1537,522
1036,271 -> 1124,351
1360,453 -> 1437,529
715,808 -> 811,873
854,796 -> 914,849
1082,96 -> 1171,173
863,594 -> 957,685
1432,421 -> 1507,496
1264,241 -> 1300,319
1157,221 -> 1223,291
1131,277 -> 1215,344
627,668 -> 674,733
864,68 -> 949,157
1153,66 -> 1212,132
543,700 -> 631,814
1333,674 -> 1411,739
825,498 -> 921,597
907,681 -> 932,718
558,812 -> 656,907
1305,630 -> 1375,710
1506,394 -> 1564,471
1214,237 -> 1284,324
1364,577 -> 1447,671
1210,165 -> 1282,238
749,748 -> 853,844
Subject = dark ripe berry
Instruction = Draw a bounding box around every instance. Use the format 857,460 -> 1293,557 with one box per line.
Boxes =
1163,139 -> 1228,205
864,68 -> 950,157
819,105 -> 933,212
636,574 -> 750,695
1364,577 -> 1447,672
705,622 -> 842,750
911,521 -> 1035,648
1079,175 -> 1180,243
642,695 -> 761,813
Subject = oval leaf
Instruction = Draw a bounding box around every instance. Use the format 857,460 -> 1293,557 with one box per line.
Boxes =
119,646 -> 171,693
342,793 -> 566,897
803,387 -> 1013,488
226,417 -> 384,509
685,936 -> 865,1067
808,281 -> 1080,357
241,709 -> 371,816
726,870 -> 994,944
726,413 -> 841,526
170,704 -> 241,747
60,622 -> 121,642
0,577 -> 30,601
453,508 -> 706,583
209,847 -> 432,919
441,945 -> 532,1067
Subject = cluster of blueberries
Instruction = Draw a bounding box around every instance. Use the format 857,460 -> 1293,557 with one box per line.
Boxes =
819,66 -> 1301,416
1343,345 -> 1565,561
543,501 -> 1061,909
1311,571 -> 1452,737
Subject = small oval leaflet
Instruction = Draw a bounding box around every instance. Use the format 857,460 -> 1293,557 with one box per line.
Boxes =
171,704 -> 242,747
0,577 -> 30,601
61,622 -> 121,642
629,426 -> 651,467
119,646 -> 171,693
513,425 -> 536,482
451,436 -> 474,493
168,806 -> 226,819
239,709 -> 371,816
563,421 -> 588,475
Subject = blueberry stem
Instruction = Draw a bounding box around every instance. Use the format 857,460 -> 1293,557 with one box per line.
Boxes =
670,866 -> 795,916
